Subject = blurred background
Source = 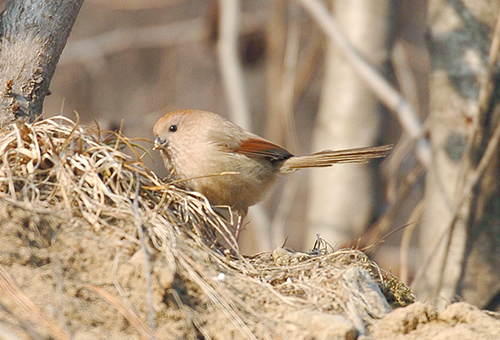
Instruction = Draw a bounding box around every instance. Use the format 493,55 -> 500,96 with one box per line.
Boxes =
4,0 -> 500,313
13,0 -> 429,292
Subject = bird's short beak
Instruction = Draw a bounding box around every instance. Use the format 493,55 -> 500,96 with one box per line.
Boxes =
153,137 -> 167,150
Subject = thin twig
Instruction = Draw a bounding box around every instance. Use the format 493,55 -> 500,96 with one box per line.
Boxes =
399,200 -> 425,283
358,163 -> 424,249
392,41 -> 421,118
298,0 -> 431,167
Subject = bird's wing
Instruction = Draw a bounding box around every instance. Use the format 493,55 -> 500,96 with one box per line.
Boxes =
235,138 -> 293,162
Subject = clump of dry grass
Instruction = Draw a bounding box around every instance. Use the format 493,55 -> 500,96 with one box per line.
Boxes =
0,116 -> 414,339
0,115 -> 232,244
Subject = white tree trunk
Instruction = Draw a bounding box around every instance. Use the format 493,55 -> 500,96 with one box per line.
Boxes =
306,0 -> 393,244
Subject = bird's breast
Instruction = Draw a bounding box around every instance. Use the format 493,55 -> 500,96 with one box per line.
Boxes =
166,146 -> 277,213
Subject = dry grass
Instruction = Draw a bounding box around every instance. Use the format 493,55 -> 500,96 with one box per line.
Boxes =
0,116 -> 414,339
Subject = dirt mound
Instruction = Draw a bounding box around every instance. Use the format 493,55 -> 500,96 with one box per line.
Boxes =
0,117 -> 498,339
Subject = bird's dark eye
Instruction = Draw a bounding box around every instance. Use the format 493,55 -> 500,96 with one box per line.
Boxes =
169,125 -> 178,132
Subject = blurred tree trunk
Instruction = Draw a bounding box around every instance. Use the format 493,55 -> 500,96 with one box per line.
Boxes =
306,0 -> 394,244
265,0 -> 287,146
418,0 -> 500,311
0,0 -> 83,127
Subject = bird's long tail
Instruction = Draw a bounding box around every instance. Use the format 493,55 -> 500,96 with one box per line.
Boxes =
279,145 -> 393,173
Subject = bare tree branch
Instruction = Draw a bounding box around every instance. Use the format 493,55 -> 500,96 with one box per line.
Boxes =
0,0 -> 83,126
299,0 -> 431,167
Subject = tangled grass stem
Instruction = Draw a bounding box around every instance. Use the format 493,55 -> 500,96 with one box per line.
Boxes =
0,116 -> 414,338
0,116 -> 234,245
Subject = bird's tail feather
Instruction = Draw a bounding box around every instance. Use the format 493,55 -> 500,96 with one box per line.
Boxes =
279,145 -> 392,173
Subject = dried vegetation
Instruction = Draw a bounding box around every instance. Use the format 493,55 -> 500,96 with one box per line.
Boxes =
0,117 -> 414,339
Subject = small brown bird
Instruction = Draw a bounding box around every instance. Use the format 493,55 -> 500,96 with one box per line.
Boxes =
154,109 -> 391,234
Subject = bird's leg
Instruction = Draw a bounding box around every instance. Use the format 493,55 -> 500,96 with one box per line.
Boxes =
234,214 -> 244,241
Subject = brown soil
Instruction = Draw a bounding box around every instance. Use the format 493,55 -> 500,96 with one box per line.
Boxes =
1,118 -> 499,340
1,202 -> 500,340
